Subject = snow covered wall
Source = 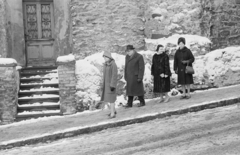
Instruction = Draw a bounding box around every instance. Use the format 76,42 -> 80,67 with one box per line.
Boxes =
74,40 -> 240,110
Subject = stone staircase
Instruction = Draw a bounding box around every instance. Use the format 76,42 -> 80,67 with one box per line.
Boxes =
17,66 -> 62,121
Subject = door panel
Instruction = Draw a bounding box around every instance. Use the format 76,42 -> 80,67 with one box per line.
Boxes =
23,1 -> 55,66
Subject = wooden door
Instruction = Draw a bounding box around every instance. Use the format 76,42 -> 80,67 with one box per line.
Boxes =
23,0 -> 55,66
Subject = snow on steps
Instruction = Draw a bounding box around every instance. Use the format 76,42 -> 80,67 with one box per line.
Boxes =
18,102 -> 60,112
17,67 -> 61,120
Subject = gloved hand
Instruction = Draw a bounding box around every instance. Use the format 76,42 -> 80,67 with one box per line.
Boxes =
137,79 -> 142,83
174,70 -> 178,74
160,74 -> 164,78
110,87 -> 115,91
181,60 -> 189,64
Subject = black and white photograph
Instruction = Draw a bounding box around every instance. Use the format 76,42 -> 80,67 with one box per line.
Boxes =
0,0 -> 240,154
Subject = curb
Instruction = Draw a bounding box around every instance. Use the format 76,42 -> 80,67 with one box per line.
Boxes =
1,96 -> 240,150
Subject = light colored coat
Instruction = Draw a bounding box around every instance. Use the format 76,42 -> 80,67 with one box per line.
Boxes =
101,60 -> 118,103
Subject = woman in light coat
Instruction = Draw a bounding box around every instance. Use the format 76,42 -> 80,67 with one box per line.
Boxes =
101,51 -> 118,118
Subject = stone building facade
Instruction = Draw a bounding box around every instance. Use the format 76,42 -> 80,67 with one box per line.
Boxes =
201,0 -> 240,49
0,0 -> 240,65
1,0 -> 240,123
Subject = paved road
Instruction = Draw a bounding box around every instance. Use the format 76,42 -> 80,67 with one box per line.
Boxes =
1,104 -> 240,155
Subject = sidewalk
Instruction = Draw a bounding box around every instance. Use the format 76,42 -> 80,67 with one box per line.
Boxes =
0,85 -> 240,150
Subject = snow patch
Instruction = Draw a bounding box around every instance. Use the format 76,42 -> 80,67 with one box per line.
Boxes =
0,58 -> 17,65
57,54 -> 75,63
145,34 -> 211,48
19,94 -> 59,99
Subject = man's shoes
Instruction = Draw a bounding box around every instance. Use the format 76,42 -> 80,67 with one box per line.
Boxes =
107,111 -> 117,116
108,114 -> 116,119
137,103 -> 145,107
124,105 -> 132,108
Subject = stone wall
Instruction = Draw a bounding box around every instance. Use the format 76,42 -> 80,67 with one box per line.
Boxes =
54,0 -> 73,56
201,0 -> 240,49
144,0 -> 202,39
57,56 -> 77,114
0,0 -> 8,58
70,0 -> 146,59
0,59 -> 18,124
5,0 -> 25,66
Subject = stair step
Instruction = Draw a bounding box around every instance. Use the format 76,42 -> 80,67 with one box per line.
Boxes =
16,110 -> 62,119
22,66 -> 57,70
19,90 -> 59,96
18,103 -> 60,112
17,66 -> 60,120
20,83 -> 59,89
20,77 -> 58,83
20,71 -> 57,76
18,96 -> 59,104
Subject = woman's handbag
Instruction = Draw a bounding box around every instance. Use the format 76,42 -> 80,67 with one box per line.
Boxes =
185,63 -> 194,74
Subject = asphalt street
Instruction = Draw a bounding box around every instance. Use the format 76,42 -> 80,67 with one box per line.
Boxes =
1,104 -> 240,155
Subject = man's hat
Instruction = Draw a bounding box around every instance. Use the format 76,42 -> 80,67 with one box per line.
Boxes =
125,45 -> 135,52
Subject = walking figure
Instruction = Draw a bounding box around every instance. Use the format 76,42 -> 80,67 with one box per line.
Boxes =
101,51 -> 118,118
124,45 -> 145,108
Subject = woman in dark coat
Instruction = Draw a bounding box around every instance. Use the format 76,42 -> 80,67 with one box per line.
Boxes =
174,37 -> 195,99
101,51 -> 118,118
151,44 -> 171,103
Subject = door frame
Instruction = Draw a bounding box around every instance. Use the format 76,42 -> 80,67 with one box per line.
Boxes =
23,0 -> 56,67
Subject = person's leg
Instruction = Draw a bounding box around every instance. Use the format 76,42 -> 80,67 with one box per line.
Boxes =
138,95 -> 145,107
186,84 -> 191,99
159,93 -> 164,103
164,92 -> 170,102
180,85 -> 186,99
109,102 -> 116,118
125,96 -> 133,108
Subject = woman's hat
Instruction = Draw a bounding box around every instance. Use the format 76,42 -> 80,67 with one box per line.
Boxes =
103,51 -> 113,59
156,44 -> 164,52
125,45 -> 135,52
177,37 -> 186,45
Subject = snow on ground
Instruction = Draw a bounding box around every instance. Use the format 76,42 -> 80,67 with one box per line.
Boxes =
56,54 -> 75,63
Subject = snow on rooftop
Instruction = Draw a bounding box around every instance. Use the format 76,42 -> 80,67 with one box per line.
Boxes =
57,54 -> 75,63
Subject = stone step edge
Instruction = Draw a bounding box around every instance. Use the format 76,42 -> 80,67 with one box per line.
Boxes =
0,96 -> 240,150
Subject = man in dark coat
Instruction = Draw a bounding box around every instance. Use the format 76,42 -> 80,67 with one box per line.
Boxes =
124,45 -> 145,107
174,37 -> 195,99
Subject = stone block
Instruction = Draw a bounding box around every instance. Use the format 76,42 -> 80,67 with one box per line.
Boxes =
0,65 -> 18,123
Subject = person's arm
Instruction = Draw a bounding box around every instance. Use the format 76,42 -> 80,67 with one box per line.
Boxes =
124,56 -> 127,80
110,62 -> 118,91
151,56 -> 154,76
174,51 -> 178,73
164,55 -> 171,77
138,55 -> 145,81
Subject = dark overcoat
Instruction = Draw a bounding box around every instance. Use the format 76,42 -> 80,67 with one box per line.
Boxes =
174,46 -> 195,85
101,60 -> 118,103
151,53 -> 171,93
124,52 -> 145,96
